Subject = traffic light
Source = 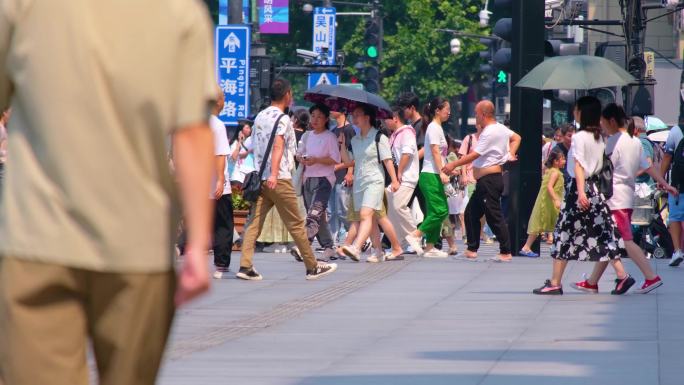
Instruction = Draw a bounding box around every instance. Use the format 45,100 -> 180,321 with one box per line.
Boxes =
544,39 -> 580,58
364,65 -> 380,94
492,12 -> 512,72
363,15 -> 381,93
364,18 -> 380,59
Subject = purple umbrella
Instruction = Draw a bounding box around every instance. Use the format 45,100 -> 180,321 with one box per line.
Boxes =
304,84 -> 392,119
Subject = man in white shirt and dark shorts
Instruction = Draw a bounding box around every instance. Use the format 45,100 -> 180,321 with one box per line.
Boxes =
443,101 -> 521,262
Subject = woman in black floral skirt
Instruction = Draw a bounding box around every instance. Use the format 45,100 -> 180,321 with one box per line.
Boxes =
533,96 -> 626,295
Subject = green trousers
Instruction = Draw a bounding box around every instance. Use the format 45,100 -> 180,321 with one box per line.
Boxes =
418,172 -> 449,245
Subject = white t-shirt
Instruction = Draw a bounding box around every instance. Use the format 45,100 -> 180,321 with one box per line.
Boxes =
422,122 -> 447,174
240,136 -> 256,174
473,123 -> 514,169
390,125 -> 420,187
210,115 -> 230,196
0,122 -> 7,164
567,130 -> 605,178
253,106 -> 296,181
605,132 -> 650,210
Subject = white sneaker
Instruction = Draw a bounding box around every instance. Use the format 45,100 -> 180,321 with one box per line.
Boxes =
405,234 -> 424,256
213,267 -> 230,279
367,249 -> 386,263
341,245 -> 361,261
669,250 -> 683,267
423,249 -> 448,258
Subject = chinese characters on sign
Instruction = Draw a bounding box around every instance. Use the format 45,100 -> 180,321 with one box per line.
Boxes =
308,7 -> 338,89
258,0 -> 289,34
216,26 -> 250,125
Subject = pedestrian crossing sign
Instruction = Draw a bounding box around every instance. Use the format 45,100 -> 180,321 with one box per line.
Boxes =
308,73 -> 339,89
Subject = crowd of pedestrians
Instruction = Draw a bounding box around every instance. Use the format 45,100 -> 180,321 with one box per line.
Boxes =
201,79 -> 683,299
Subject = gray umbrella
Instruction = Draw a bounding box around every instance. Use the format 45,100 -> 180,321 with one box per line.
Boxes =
304,84 -> 392,118
516,55 -> 636,90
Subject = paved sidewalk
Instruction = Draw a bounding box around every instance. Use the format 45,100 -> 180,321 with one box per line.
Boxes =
158,244 -> 684,385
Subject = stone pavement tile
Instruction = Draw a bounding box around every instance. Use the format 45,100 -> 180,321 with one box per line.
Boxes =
658,340 -> 684,385
479,340 -> 658,385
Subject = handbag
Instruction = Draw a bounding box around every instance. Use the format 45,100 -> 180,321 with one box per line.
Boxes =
292,131 -> 309,197
242,114 -> 286,202
597,152 -> 614,199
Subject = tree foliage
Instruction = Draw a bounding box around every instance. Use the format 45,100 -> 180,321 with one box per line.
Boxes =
203,0 -> 488,105
345,0 -> 487,102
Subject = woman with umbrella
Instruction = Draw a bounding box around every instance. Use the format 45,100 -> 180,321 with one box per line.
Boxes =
338,104 -> 404,262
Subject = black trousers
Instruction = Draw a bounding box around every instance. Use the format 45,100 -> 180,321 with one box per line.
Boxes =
464,173 -> 511,254
213,194 -> 234,268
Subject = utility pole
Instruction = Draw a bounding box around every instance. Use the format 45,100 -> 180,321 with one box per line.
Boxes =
507,0 -> 545,255
228,0 -> 242,24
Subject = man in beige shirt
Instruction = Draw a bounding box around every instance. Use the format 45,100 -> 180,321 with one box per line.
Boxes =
0,1 -> 217,384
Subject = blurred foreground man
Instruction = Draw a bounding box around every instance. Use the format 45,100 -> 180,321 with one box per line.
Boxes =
0,1 -> 217,384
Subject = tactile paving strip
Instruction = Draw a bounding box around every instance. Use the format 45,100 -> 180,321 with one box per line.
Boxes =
166,258 -> 415,360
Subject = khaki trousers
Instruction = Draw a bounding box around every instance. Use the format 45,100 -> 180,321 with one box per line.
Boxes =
240,179 -> 318,271
0,258 -> 175,385
387,185 -> 417,245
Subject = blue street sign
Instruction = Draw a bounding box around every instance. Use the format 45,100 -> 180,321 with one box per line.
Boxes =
308,7 -> 337,89
216,25 -> 250,126
308,73 -> 339,89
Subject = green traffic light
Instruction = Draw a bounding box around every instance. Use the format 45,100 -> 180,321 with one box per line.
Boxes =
367,46 -> 378,58
496,70 -> 507,83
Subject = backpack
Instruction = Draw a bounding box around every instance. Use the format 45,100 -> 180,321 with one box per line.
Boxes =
375,130 -> 394,187
643,137 -> 664,177
598,152 -> 614,200
671,136 -> 684,191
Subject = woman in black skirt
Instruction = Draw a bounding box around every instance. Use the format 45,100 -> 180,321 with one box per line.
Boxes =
533,96 -> 626,295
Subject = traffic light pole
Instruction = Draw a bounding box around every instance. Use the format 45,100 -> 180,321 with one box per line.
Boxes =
507,0 -> 545,256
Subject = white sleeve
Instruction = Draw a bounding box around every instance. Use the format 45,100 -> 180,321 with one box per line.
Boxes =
378,135 -> 392,161
400,133 -> 416,155
425,124 -> 442,149
474,130 -> 490,155
211,119 -> 229,156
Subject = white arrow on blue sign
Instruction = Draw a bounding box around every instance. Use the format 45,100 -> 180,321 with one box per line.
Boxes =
216,25 -> 250,126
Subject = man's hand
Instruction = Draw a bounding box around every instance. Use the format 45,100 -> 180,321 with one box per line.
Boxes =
214,178 -> 224,200
266,175 -> 278,190
302,157 -> 316,166
390,180 -> 400,192
397,172 -> 403,185
508,152 -> 518,162
175,245 -> 210,307
344,173 -> 353,187
442,162 -> 456,175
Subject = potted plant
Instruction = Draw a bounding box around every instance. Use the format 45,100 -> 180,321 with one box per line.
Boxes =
231,186 -> 251,236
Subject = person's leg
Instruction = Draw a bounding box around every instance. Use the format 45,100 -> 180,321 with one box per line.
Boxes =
271,180 -> 319,272
353,207 -> 375,251
328,183 -> 339,239
481,174 -> 512,256
88,270 -> 175,385
464,181 -> 486,255
387,185 -> 416,246
213,194 -> 234,270
418,173 -> 449,249
377,214 -> 404,256
240,191 -> 274,269
521,233 -> 538,252
550,259 -> 569,287
0,258 -> 89,385
587,261 -> 611,285
310,179 -> 335,249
